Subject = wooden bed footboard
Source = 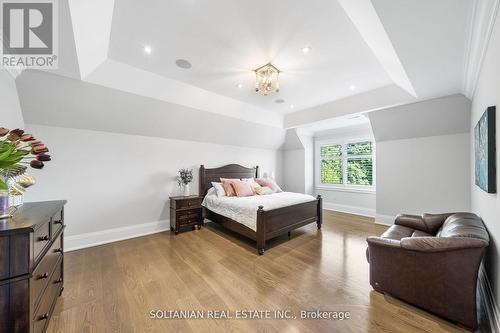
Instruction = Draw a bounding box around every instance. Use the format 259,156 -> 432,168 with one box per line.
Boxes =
256,195 -> 322,255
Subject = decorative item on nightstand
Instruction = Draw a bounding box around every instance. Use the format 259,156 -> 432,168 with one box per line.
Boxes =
0,127 -> 52,218
177,168 -> 193,196
170,195 -> 203,234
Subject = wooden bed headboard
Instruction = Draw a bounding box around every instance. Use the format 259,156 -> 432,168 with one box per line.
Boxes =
199,164 -> 259,197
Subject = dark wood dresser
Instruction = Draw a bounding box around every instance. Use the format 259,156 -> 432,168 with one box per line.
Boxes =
0,200 -> 66,333
169,196 -> 203,234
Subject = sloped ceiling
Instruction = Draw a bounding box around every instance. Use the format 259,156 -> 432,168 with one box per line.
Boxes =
17,70 -> 286,150
16,0 -> 478,136
368,94 -> 471,141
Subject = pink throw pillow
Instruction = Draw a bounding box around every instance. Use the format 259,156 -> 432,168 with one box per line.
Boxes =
220,178 -> 238,196
256,179 -> 282,193
232,180 -> 254,197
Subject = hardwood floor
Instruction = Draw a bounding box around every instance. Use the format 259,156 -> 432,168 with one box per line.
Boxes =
46,210 -> 470,333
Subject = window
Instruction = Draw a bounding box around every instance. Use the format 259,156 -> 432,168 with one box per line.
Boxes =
317,140 -> 375,189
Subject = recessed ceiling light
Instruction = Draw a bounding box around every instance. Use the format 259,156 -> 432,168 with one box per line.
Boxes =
143,45 -> 152,54
236,83 -> 243,89
175,59 -> 192,69
349,84 -> 356,90
290,104 -> 295,109
275,99 -> 285,104
302,46 -> 311,54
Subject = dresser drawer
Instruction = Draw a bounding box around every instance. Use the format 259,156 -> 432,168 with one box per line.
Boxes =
31,234 -> 63,308
51,209 -> 64,238
33,222 -> 51,261
32,258 -> 62,333
175,198 -> 202,209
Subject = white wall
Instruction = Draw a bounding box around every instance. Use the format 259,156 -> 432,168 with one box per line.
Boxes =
0,69 -> 24,128
376,133 -> 471,224
24,124 -> 282,250
316,189 -> 376,217
470,6 -> 500,305
282,129 -> 314,195
369,94 -> 471,225
283,149 -> 306,193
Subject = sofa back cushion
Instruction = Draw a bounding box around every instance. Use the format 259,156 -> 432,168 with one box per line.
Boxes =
437,213 -> 489,242
422,213 -> 452,234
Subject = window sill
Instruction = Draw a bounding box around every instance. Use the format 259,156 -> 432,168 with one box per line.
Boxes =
315,185 -> 376,194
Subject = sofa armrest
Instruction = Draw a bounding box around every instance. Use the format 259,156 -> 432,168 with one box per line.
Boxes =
400,237 -> 488,252
395,214 -> 429,233
367,236 -> 401,249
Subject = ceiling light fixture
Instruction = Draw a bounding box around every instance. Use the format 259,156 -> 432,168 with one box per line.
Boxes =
144,45 -> 152,54
302,46 -> 311,54
349,84 -> 356,90
236,83 -> 243,89
254,63 -> 280,96
290,104 -> 295,109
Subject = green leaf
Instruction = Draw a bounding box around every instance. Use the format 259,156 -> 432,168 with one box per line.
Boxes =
0,179 -> 7,190
0,145 -> 15,160
0,155 -> 23,168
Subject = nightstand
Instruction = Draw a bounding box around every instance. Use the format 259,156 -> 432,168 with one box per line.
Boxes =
169,195 -> 203,234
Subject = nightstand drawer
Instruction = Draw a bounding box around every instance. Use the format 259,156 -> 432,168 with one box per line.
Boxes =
177,209 -> 201,220
178,211 -> 202,225
174,198 -> 202,210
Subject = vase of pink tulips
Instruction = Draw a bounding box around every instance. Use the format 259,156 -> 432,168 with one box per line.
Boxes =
0,127 -> 51,218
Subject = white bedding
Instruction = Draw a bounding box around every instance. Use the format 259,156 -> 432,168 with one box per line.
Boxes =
202,189 -> 316,231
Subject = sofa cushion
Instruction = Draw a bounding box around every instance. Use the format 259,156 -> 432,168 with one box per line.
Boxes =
422,213 -> 453,234
437,213 -> 489,242
412,230 -> 432,237
381,225 -> 414,241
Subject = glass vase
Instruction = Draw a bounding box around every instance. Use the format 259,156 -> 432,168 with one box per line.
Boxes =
0,190 -> 9,219
183,183 -> 190,196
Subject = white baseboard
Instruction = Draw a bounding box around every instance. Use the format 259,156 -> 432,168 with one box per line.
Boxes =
64,219 -> 170,252
374,214 -> 395,226
479,265 -> 500,333
323,202 -> 375,218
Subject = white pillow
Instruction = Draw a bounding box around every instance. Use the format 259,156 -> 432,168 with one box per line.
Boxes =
206,187 -> 217,196
255,186 -> 274,195
211,182 -> 226,197
241,177 -> 261,190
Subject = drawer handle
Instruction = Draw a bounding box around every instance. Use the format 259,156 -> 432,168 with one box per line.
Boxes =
37,272 -> 49,279
54,220 -> 63,225
37,235 -> 49,242
54,248 -> 63,253
188,202 -> 192,206
38,313 -> 49,321
54,278 -> 63,284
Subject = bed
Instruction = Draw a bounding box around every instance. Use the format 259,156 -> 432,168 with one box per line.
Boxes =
199,164 -> 322,255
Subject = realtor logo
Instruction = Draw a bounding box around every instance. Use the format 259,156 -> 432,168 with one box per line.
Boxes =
1,0 -> 58,69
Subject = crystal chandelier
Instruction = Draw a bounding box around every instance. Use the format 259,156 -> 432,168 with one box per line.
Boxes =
254,63 -> 280,96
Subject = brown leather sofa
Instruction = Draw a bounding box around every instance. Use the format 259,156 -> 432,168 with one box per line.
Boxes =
366,212 -> 489,330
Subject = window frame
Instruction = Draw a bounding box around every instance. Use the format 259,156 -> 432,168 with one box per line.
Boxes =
315,137 -> 376,193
